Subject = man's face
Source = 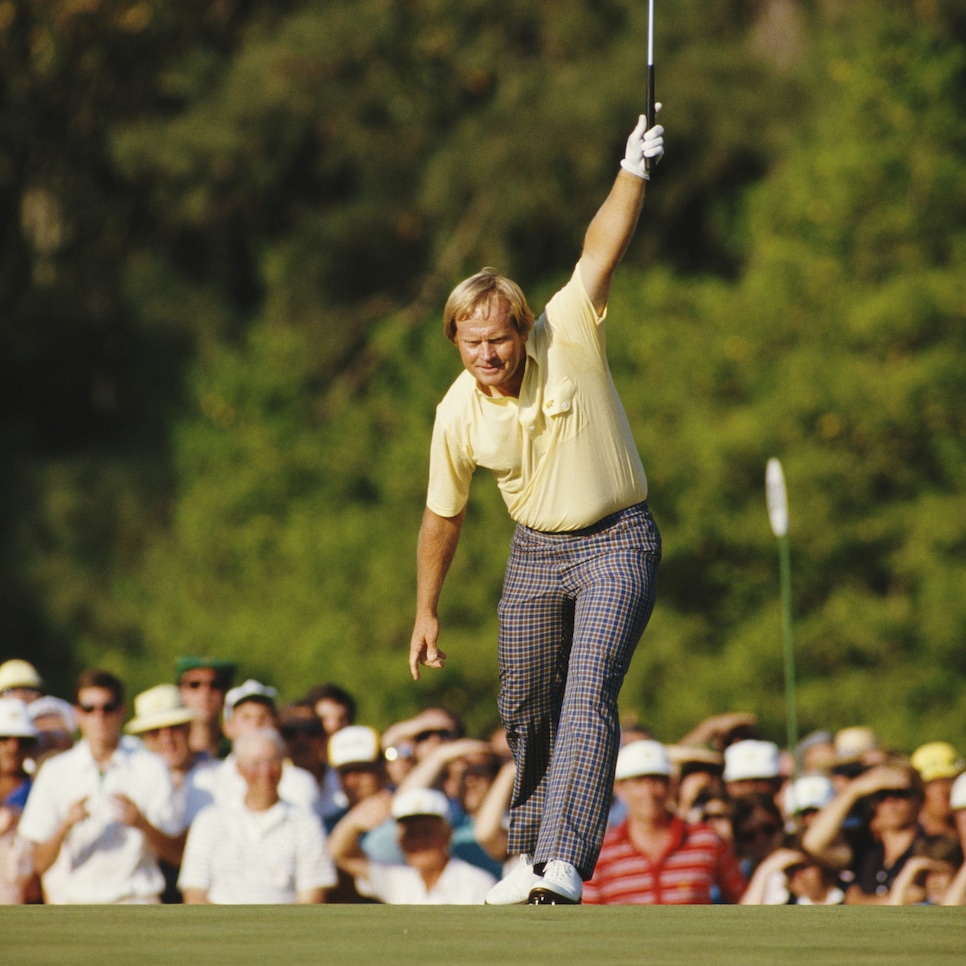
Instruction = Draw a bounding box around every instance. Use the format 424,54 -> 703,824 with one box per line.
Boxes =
0,733 -> 34,777
338,764 -> 385,807
226,700 -> 276,741
397,815 -> 450,870
75,686 -> 125,745
873,787 -> 921,831
236,739 -> 284,796
141,723 -> 193,771
30,713 -> 74,759
278,709 -> 326,772
315,698 -> 351,738
454,299 -> 528,398
922,777 -> 955,817
179,669 -> 228,722
617,774 -> 671,822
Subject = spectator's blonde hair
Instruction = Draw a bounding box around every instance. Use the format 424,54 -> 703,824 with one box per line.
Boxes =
443,268 -> 534,343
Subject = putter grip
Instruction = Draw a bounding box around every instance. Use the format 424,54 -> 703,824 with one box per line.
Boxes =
645,64 -> 655,174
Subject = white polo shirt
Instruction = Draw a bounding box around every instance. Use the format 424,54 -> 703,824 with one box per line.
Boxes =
178,800 -> 337,903
191,754 -> 322,815
18,739 -> 180,903
358,856 -> 495,905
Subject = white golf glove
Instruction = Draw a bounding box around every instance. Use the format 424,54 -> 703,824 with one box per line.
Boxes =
620,109 -> 664,180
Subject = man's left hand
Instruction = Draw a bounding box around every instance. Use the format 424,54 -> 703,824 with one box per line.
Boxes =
620,105 -> 664,179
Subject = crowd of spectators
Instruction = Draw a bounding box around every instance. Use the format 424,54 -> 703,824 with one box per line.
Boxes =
1,656 -> 964,905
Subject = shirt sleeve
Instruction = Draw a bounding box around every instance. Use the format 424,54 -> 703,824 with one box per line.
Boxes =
137,756 -> 183,836
177,808 -> 216,893
15,761 -> 63,845
546,264 -> 606,344
355,859 -> 405,903
715,837 -> 748,903
426,407 -> 476,517
295,812 -> 338,891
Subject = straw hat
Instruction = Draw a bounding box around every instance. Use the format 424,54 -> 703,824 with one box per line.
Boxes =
125,684 -> 198,734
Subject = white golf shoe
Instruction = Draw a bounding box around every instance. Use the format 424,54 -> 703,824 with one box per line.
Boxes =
528,860 -> 583,905
485,853 -> 542,905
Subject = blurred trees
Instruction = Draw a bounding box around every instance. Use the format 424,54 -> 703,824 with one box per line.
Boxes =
1,1 -> 964,747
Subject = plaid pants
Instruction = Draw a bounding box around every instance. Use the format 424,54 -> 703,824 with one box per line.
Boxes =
497,501 -> 661,880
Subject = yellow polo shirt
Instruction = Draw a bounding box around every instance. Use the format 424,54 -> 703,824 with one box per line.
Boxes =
427,265 -> 647,532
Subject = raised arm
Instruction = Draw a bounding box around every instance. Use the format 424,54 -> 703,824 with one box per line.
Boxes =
578,110 -> 664,313
327,790 -> 393,883
409,506 -> 465,680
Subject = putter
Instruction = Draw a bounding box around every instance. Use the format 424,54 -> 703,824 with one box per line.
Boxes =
645,0 -> 656,175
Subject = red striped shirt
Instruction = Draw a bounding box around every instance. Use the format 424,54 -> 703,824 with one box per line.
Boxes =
583,816 -> 746,904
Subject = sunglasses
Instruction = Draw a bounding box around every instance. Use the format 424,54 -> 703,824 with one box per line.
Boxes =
280,721 -> 324,739
739,823 -> 781,841
414,728 -> 458,743
877,788 -> 915,801
79,700 -> 122,715
183,679 -> 228,691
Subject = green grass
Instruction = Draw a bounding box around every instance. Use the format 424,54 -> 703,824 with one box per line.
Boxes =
3,906 -> 965,966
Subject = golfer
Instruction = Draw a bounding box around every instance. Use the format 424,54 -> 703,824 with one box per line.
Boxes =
408,111 -> 665,905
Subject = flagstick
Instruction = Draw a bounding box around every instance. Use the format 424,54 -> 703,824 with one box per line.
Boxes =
766,458 -> 799,769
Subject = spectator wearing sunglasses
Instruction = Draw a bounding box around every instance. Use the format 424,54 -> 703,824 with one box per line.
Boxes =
176,657 -> 237,760
277,701 -> 345,823
802,758 -> 927,903
732,792 -> 785,880
17,669 -> 181,903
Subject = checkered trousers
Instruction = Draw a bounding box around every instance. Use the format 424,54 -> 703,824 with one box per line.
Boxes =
497,502 -> 661,880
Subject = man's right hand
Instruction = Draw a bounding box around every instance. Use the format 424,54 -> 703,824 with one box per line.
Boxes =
849,763 -> 914,799
409,616 -> 447,681
65,797 -> 89,829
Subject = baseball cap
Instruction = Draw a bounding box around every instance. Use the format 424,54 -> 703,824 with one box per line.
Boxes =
329,725 -> 381,769
27,695 -> 76,733
910,741 -> 965,783
0,659 -> 43,693
784,774 -> 836,816
391,787 -> 451,823
175,656 -> 237,683
125,684 -> 198,735
723,739 -> 781,782
834,726 -> 879,764
615,739 -> 672,780
224,679 -> 277,720
951,773 -> 966,811
0,697 -> 38,738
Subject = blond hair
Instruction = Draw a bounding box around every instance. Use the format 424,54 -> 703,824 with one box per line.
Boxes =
443,268 -> 535,343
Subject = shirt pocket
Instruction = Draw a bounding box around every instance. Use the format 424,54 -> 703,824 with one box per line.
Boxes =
542,377 -> 585,440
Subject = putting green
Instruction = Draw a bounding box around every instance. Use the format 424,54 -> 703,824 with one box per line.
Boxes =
3,905 -> 963,965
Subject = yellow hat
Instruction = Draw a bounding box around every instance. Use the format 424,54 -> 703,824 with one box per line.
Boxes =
0,659 -> 43,693
910,741 -> 964,783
